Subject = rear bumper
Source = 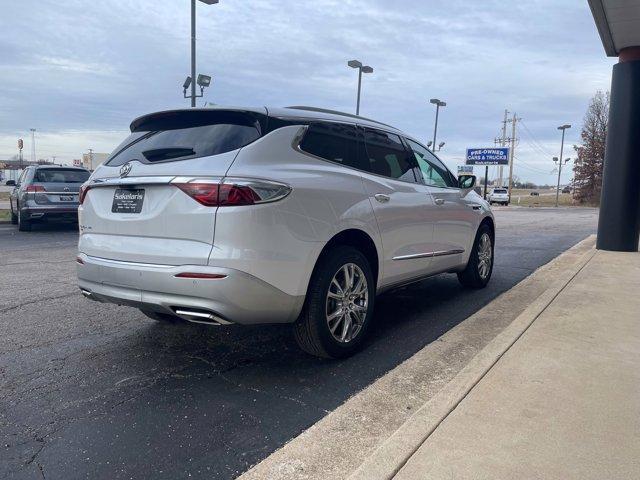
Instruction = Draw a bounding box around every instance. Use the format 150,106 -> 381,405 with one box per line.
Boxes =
21,204 -> 79,220
77,253 -> 305,325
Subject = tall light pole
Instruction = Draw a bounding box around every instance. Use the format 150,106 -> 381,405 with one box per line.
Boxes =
430,99 -> 446,152
348,60 -> 373,115
555,124 -> 571,207
29,128 -> 36,163
187,0 -> 218,107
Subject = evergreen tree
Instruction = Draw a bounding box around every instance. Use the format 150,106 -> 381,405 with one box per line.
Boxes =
572,91 -> 609,205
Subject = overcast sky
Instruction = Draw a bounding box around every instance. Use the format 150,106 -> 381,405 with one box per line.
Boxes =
0,0 -> 614,184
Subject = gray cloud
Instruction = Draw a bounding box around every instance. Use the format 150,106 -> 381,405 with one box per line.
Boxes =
0,0 -> 614,184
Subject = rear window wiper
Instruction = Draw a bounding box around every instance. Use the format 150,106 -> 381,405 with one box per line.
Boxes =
141,147 -> 195,162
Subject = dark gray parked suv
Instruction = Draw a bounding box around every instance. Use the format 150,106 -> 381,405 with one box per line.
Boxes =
9,165 -> 90,231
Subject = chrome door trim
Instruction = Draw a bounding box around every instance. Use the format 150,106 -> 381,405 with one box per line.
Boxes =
393,249 -> 464,261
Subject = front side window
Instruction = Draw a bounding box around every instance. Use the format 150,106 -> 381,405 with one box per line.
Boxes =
406,138 -> 456,188
298,122 -> 364,170
362,128 -> 419,183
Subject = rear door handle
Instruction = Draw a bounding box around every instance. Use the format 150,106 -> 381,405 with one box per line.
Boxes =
434,198 -> 445,205
374,194 -> 390,203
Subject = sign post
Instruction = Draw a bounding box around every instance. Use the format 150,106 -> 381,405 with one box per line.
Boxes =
465,147 -> 510,200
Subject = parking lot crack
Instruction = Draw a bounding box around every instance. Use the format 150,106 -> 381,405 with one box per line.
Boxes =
0,291 -> 78,314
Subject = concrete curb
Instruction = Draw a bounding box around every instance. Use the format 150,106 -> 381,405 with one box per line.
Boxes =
347,241 -> 597,480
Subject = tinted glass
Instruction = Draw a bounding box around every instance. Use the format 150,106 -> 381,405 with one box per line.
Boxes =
363,129 -> 418,183
493,188 -> 507,194
107,111 -> 262,167
34,169 -> 90,183
299,123 -> 364,170
406,138 -> 456,188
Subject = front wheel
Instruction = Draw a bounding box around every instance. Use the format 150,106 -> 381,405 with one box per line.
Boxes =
457,224 -> 494,288
294,246 -> 375,359
10,205 -> 18,225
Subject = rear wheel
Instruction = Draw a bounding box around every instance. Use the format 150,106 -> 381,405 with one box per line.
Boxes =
457,224 -> 494,288
140,309 -> 182,323
17,206 -> 31,232
294,246 -> 375,359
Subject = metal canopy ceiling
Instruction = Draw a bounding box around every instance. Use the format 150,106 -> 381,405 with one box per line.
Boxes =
588,0 -> 640,56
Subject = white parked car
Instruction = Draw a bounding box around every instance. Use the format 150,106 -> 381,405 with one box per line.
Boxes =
488,188 -> 509,205
77,107 -> 495,358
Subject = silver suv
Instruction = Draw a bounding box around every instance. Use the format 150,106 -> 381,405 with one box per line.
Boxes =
10,165 -> 90,231
77,107 -> 494,358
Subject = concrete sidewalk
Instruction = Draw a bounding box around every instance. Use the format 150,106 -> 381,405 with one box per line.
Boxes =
354,248 -> 640,480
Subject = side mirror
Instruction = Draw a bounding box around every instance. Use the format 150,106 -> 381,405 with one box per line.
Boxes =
458,174 -> 476,190
5,180 -> 16,186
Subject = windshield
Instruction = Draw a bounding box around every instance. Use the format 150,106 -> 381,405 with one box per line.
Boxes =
107,111 -> 263,166
494,189 -> 507,194
34,169 -> 90,183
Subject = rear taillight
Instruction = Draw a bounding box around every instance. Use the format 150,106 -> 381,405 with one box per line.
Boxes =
174,179 -> 290,207
26,185 -> 46,192
79,184 -> 90,204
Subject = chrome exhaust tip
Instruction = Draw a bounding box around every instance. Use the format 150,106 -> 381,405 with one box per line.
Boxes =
80,289 -> 92,298
172,308 -> 231,326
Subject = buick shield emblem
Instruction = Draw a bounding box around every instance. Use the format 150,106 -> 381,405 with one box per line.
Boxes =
119,162 -> 132,178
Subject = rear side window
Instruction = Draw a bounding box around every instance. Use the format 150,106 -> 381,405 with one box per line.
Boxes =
363,128 -> 419,183
34,169 -> 90,183
298,122 -> 365,170
107,111 -> 263,166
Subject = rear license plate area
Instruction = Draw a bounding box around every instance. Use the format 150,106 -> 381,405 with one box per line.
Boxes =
59,195 -> 74,202
112,188 -> 145,213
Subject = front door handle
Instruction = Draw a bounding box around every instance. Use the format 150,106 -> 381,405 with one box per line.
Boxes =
374,194 -> 391,203
434,198 -> 445,205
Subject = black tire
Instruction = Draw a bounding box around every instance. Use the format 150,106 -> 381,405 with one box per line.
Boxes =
457,223 -> 494,289
17,206 -> 31,232
294,246 -> 375,359
140,309 -> 182,323
10,205 -> 18,225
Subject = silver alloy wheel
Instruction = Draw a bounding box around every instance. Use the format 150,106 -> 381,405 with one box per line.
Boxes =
325,263 -> 369,343
477,232 -> 493,280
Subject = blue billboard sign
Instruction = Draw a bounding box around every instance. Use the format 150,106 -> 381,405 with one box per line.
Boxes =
465,147 -> 510,166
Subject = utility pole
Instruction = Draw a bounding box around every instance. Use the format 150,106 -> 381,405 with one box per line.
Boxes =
507,113 -> 520,202
493,109 -> 510,188
499,109 -> 508,186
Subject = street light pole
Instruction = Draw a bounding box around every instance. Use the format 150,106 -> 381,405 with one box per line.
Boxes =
190,0 -> 197,108
348,60 -> 373,115
430,99 -> 446,152
188,0 -> 218,107
555,124 -> 571,207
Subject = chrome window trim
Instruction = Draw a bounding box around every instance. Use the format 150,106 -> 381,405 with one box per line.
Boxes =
393,249 -> 465,261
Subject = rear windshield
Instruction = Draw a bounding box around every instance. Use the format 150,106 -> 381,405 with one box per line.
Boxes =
107,110 -> 263,166
493,189 -> 507,193
34,169 -> 90,183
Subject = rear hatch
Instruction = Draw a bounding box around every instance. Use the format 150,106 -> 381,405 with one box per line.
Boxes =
31,168 -> 90,206
78,108 -> 267,266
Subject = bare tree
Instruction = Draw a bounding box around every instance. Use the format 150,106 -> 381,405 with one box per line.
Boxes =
572,91 -> 609,205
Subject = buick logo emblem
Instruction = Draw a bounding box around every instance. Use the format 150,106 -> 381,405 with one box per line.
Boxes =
119,162 -> 132,178
63,186 -> 70,192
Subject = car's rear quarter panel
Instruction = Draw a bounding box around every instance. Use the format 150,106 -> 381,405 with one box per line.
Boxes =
218,125 -> 382,297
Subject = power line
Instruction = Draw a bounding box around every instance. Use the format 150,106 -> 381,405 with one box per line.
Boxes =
519,120 -> 553,156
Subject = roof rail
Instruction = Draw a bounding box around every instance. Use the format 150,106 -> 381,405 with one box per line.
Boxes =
284,106 -> 397,130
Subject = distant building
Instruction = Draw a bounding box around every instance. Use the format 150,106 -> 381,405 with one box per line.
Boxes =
82,152 -> 109,171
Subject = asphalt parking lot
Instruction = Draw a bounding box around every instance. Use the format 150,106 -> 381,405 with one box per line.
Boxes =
0,207 -> 598,480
